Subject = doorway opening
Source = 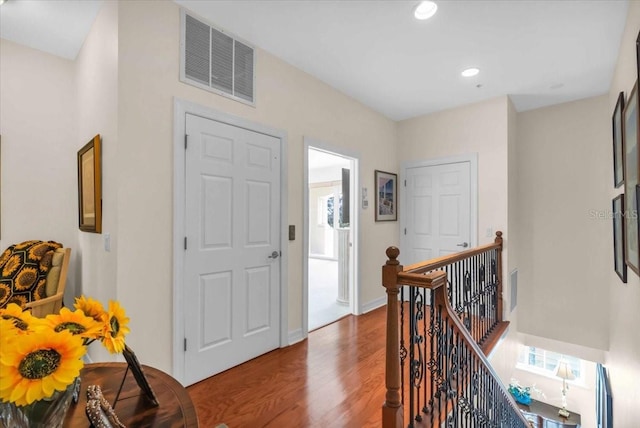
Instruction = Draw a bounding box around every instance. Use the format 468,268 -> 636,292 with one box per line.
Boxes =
305,143 -> 358,333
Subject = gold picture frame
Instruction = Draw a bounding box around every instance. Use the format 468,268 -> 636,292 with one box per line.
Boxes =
77,135 -> 102,233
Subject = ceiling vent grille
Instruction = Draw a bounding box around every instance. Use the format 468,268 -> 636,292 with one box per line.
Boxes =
181,10 -> 255,105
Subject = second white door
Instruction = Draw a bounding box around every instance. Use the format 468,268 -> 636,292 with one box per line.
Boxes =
403,161 -> 472,265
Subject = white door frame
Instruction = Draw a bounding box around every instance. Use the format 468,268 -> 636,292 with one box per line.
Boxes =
303,137 -> 360,339
400,153 -> 479,260
172,98 -> 288,384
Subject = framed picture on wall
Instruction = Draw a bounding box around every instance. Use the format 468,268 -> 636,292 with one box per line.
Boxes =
636,30 -> 639,84
77,134 -> 102,233
375,170 -> 397,221
623,82 -> 639,275
612,194 -> 627,283
612,92 -> 625,188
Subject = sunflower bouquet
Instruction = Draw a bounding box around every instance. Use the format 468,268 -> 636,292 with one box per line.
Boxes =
0,296 -> 129,426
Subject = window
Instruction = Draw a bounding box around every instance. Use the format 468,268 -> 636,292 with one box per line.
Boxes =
317,195 -> 330,226
517,346 -> 583,382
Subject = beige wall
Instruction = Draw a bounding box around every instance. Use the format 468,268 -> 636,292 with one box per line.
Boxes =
74,1 -> 119,361
516,95 -> 610,352
397,96 -> 510,252
116,0 -> 397,372
512,94 -> 606,428
488,97 -> 521,386
606,1 -> 640,425
0,39 -> 79,300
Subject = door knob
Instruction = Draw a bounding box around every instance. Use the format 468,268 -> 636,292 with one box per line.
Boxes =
268,251 -> 280,259
457,242 -> 469,248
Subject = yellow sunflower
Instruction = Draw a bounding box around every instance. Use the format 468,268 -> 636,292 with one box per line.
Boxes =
0,329 -> 85,406
2,255 -> 21,277
44,308 -> 103,341
0,318 -> 18,345
15,267 -> 37,291
0,283 -> 11,307
0,303 -> 42,332
0,248 -> 11,266
102,300 -> 130,354
74,296 -> 107,323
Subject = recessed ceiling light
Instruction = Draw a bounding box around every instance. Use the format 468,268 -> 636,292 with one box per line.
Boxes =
461,68 -> 480,77
414,1 -> 438,20
0,0 -> 7,5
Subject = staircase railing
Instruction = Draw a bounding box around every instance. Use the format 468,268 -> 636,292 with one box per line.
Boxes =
382,232 -> 529,428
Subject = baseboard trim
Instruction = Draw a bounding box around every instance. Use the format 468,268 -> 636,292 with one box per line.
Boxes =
361,296 -> 386,314
288,328 -> 304,345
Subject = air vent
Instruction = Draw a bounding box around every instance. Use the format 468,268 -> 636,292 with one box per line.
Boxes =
181,10 -> 255,105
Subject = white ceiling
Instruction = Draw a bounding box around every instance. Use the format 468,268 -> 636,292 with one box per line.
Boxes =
0,0 -> 102,60
0,0 -> 629,121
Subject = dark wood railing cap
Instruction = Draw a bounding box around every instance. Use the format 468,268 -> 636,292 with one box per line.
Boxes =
385,247 -> 400,265
495,230 -> 503,244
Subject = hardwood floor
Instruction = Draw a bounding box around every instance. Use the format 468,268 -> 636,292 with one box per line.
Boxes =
187,306 -> 387,427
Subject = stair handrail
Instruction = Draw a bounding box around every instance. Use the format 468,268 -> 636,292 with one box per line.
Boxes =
382,232 -> 529,427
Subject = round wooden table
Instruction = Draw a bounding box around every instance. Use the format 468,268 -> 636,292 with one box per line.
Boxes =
64,362 -> 199,427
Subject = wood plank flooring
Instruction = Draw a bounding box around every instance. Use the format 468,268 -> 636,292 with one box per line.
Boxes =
187,306 -> 387,428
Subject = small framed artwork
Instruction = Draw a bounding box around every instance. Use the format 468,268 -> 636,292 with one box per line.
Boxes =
623,82 -> 639,275
77,135 -> 102,233
636,30 -> 639,84
375,170 -> 397,221
612,194 -> 627,283
122,345 -> 159,406
612,92 -> 625,188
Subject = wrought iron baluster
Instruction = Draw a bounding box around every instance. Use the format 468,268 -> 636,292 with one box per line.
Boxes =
409,286 -> 416,427
427,288 -> 436,418
472,255 -> 477,343
422,288 -> 428,418
414,289 -> 424,423
400,286 -> 406,407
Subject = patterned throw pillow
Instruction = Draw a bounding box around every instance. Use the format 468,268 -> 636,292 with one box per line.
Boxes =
0,240 -> 63,309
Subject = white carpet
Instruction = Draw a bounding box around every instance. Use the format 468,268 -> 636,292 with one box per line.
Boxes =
308,258 -> 350,331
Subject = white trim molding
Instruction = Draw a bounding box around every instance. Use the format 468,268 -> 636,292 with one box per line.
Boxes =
400,153 -> 479,259
172,98 -> 288,384
288,329 -> 304,345
361,296 -> 386,314
303,138 -> 361,338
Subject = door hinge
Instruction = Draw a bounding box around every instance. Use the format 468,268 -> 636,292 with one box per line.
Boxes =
404,228 -> 407,235
184,338 -> 187,351
184,134 -> 188,149
404,180 -> 407,187
184,237 -> 187,250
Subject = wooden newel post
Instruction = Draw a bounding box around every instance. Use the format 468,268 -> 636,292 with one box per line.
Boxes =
494,231 -> 504,323
382,247 -> 404,428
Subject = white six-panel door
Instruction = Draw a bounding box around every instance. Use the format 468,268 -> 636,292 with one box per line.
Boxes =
404,161 -> 471,266
183,113 -> 281,385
